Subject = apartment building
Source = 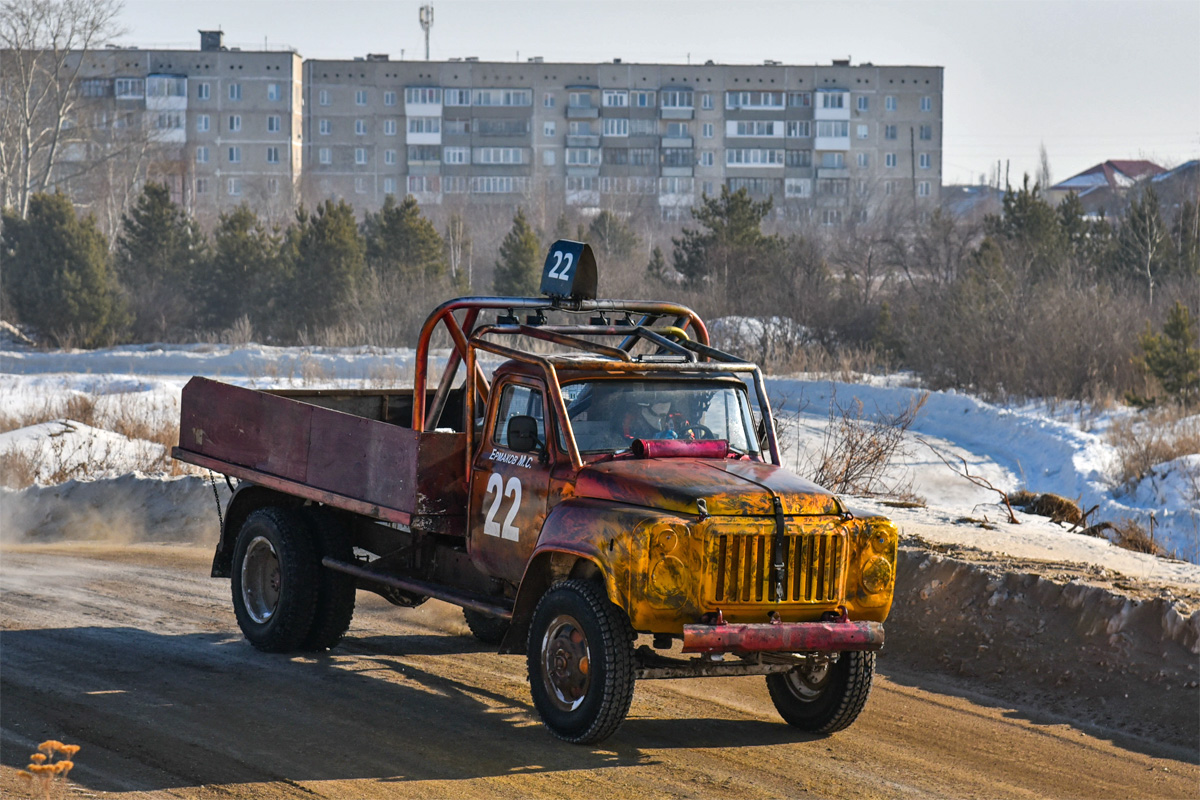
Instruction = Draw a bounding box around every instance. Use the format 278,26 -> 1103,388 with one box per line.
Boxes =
304,56 -> 943,222
24,31 -> 303,222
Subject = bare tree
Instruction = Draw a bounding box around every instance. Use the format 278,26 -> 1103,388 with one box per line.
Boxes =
1036,142 -> 1053,191
0,0 -> 124,215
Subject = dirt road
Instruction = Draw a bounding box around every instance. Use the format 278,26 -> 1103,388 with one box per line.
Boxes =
1,543 -> 1196,799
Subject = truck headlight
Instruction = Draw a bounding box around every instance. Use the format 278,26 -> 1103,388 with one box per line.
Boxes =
861,556 -> 894,595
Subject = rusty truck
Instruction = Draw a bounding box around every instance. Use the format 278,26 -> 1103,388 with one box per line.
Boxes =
173,240 -> 898,744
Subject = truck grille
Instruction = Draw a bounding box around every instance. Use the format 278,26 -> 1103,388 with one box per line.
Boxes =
709,527 -> 846,604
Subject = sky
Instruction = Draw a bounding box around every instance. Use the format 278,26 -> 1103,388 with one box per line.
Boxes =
115,0 -> 1200,186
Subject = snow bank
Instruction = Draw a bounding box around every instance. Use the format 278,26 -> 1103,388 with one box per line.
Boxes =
0,420 -> 166,482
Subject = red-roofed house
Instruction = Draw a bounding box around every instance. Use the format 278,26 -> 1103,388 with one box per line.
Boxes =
1047,160 -> 1166,214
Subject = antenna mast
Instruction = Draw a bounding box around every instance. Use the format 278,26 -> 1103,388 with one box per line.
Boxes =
419,4 -> 433,61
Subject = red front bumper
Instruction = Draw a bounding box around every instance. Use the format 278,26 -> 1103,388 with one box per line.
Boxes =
682,620 -> 885,654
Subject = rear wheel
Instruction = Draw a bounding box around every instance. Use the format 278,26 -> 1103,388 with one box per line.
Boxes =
231,507 -> 319,653
526,580 -> 636,744
463,608 -> 510,645
766,650 -> 875,733
300,511 -> 356,651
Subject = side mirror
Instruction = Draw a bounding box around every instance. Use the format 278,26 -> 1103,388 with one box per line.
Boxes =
507,415 -> 540,453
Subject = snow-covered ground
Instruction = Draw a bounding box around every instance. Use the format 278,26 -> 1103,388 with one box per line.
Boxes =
1,342 -> 1197,566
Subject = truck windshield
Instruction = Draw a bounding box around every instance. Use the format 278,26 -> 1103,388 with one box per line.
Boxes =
560,379 -> 760,456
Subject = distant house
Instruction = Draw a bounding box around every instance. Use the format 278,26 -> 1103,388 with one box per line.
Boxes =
1149,160 -> 1200,213
1047,159 -> 1166,215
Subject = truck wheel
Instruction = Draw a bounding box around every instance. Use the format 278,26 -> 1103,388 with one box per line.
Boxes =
463,608 -> 510,645
766,650 -> 876,733
526,579 -> 636,744
231,507 -> 320,653
300,512 -> 356,652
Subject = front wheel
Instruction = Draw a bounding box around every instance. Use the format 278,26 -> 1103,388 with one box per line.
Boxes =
766,650 -> 875,733
526,580 -> 636,744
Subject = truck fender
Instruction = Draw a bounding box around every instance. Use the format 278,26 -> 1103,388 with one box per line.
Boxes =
211,483 -> 304,578
498,547 -> 609,654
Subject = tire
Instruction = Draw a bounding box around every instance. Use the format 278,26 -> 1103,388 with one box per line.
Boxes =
300,511 -> 356,652
463,608 -> 510,645
766,650 -> 876,733
526,579 -> 636,744
230,507 -> 320,653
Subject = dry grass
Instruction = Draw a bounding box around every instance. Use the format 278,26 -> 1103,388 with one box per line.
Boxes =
805,389 -> 928,496
1108,406 -> 1200,492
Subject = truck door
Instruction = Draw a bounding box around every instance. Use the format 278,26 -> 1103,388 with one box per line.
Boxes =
468,378 -> 554,582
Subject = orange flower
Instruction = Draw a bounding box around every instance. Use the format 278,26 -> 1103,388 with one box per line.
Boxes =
29,753 -> 47,764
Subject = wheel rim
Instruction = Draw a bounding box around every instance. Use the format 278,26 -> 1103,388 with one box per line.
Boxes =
783,660 -> 833,701
241,535 -> 281,624
541,613 -> 591,712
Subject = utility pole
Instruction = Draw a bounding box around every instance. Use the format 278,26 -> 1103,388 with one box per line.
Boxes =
419,4 -> 433,61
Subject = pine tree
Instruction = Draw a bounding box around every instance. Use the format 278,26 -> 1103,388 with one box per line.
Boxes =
114,182 -> 206,340
2,192 -> 125,346
671,186 -> 780,288
1138,301 -> 1200,406
201,205 -> 282,332
646,245 -> 668,282
588,210 -> 638,261
280,199 -> 365,334
493,208 -> 541,296
984,175 -> 1067,282
362,194 -> 446,281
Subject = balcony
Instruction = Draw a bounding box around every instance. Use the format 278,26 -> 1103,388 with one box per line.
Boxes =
567,165 -> 600,177
817,167 -> 850,179
567,105 -> 599,119
813,135 -> 850,151
661,166 -> 693,177
660,107 -> 693,120
661,136 -> 693,148
813,90 -> 850,121
566,134 -> 600,147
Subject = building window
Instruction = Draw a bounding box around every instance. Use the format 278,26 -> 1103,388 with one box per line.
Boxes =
603,117 -> 629,137
374,118 -> 391,135
268,177 -> 279,195
786,120 -> 811,138
80,79 -> 109,97
384,90 -> 396,106
195,146 -> 209,163
196,82 -> 210,100
267,115 -> 281,133
319,89 -> 330,106
384,149 -> 397,165
565,147 -> 601,166
445,88 -> 471,106
725,91 -> 783,109
228,83 -> 241,101
604,148 -> 628,165
602,90 -> 628,107
731,120 -> 777,137
383,177 -> 396,195
544,121 -> 556,137
227,146 -> 241,163
543,91 -> 555,108
788,92 -> 812,107
443,146 -> 469,164
660,90 -> 694,109
197,114 -> 210,133
445,119 -> 469,135
885,95 -> 896,111
919,125 -> 933,141
885,180 -> 894,195
356,89 -> 368,106
227,177 -> 241,196
318,147 -> 331,164
568,91 -> 593,109
114,78 -> 144,98
195,177 -> 208,195
857,124 -> 869,139
701,93 -> 713,109
355,147 -> 368,165
703,180 -> 715,195
408,145 -> 440,162
629,148 -> 656,166
543,149 -> 556,166
408,117 -> 440,134
474,146 -> 527,164
822,209 -> 840,226
147,75 -> 187,97
268,83 -> 281,101
355,177 -> 367,194
885,152 -> 897,168
473,88 -> 532,106
784,178 -> 811,198
786,149 -> 812,167
918,181 -> 931,197
632,90 -> 654,108
816,120 -> 849,138
666,122 -> 690,138
919,153 -> 931,169
884,125 -> 897,140
228,115 -> 241,132
857,152 -> 869,168
821,152 -> 845,169
355,119 -> 367,136
856,96 -> 868,112
819,91 -> 846,109
921,96 -> 932,112
319,119 -> 331,135
726,148 -> 785,166
406,87 -> 441,104
266,146 -> 280,164
699,151 -> 714,167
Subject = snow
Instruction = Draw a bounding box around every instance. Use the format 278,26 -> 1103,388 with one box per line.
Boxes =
0,420 -> 166,482
1,343 -> 1197,576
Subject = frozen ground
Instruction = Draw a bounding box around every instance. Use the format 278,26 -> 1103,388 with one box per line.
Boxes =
1,342 -> 1197,566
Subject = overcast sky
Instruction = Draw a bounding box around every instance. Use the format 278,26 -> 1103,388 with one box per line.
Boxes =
117,0 -> 1199,186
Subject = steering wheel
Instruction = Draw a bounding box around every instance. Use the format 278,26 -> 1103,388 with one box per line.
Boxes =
681,424 -> 716,441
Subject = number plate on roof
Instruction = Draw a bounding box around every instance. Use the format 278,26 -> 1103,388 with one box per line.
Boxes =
540,239 -> 598,300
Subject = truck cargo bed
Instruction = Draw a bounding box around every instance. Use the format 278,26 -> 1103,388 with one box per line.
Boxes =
173,377 -> 466,533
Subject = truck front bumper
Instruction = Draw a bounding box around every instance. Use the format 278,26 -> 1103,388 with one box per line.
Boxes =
681,620 -> 885,654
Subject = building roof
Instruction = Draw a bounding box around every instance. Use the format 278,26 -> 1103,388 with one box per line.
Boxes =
1050,160 -> 1166,195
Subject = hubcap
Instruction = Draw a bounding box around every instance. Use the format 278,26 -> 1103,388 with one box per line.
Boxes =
541,614 -> 591,712
241,535 -> 281,624
784,659 -> 833,701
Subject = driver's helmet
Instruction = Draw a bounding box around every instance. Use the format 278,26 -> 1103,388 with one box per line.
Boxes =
640,400 -> 671,433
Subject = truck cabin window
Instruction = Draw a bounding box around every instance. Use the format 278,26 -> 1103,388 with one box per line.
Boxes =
561,379 -> 760,456
493,384 -> 546,449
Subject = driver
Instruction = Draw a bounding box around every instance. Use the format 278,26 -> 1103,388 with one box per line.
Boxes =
621,400 -> 675,440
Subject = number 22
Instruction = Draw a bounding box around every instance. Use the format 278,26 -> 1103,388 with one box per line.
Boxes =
547,250 -> 574,280
483,473 -> 521,541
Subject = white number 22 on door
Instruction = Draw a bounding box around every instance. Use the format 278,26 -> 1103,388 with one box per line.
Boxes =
483,473 -> 522,541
